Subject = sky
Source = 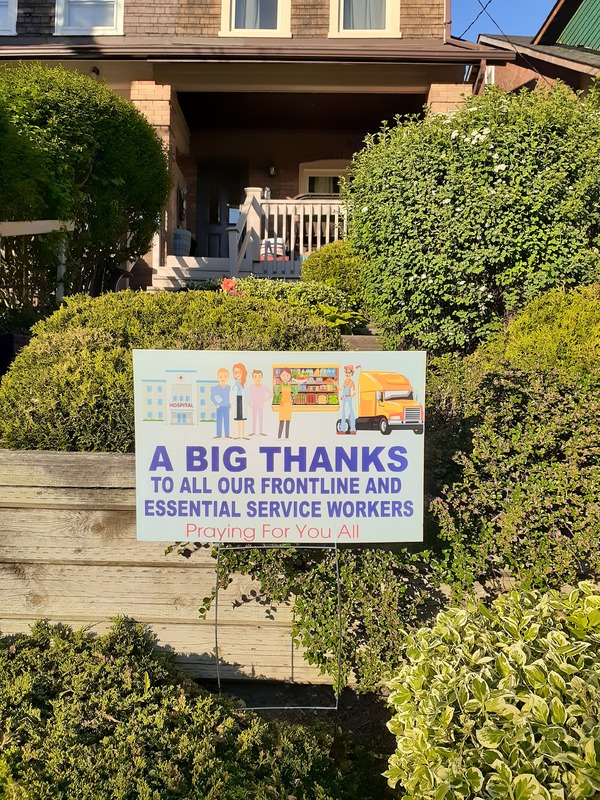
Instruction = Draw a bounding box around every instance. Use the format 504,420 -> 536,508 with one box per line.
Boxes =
451,0 -> 557,42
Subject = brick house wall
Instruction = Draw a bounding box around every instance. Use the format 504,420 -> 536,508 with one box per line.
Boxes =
179,126 -> 366,238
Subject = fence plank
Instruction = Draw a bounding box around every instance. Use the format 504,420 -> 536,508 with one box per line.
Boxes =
0,508 -> 216,566
0,449 -> 135,488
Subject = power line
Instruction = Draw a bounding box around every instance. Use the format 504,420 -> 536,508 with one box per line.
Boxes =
457,0 -> 494,40
475,0 -> 553,89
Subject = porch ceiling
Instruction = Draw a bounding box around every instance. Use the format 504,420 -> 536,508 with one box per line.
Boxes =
178,91 -> 426,130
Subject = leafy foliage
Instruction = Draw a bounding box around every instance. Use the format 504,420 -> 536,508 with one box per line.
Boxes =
432,367 -> 600,591
300,241 -> 364,309
0,103 -> 53,222
426,285 -> 600,592
0,290 -> 343,451
182,544 -> 444,692
0,618 -> 384,799
385,582 -> 600,799
0,62 -> 169,308
480,284 -> 600,381
235,275 -> 365,333
344,83 -> 600,354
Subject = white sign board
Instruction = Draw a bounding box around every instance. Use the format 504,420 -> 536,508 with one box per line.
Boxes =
133,350 -> 426,544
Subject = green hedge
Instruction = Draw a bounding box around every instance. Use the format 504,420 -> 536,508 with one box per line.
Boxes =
236,276 -> 364,333
425,285 -> 600,592
0,618 -> 383,799
300,241 -> 364,308
385,582 -> 600,799
344,83 -> 600,354
0,291 -> 343,452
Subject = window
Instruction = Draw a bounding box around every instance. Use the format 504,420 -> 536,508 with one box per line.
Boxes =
220,0 -> 291,36
0,0 -> 17,35
298,160 -> 350,196
329,0 -> 401,37
55,0 -> 123,35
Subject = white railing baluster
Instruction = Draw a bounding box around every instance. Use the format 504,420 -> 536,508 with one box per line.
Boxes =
227,191 -> 345,277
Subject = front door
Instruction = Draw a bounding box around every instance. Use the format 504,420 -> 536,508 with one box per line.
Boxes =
196,160 -> 248,258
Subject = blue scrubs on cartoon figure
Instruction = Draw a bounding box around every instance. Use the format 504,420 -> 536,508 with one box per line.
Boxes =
341,382 -> 356,431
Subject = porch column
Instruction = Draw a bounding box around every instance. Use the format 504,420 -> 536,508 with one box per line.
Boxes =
130,80 -> 190,283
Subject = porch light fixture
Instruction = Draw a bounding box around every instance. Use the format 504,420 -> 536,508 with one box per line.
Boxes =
268,164 -> 276,177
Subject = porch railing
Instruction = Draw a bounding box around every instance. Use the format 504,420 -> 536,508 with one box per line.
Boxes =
157,187 -> 348,289
228,187 -> 347,277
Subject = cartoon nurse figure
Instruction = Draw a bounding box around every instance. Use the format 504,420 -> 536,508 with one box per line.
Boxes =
338,364 -> 359,435
232,362 -> 248,440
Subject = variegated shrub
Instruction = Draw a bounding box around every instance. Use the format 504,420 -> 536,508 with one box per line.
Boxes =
385,582 -> 600,799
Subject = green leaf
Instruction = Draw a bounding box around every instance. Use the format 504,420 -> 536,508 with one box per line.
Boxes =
476,725 -> 505,749
472,676 -> 489,704
549,697 -> 567,726
466,767 -> 484,792
511,774 -> 550,800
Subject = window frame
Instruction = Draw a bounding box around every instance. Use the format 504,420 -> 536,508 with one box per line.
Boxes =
0,0 -> 17,35
219,0 -> 291,37
55,0 -> 124,36
328,0 -> 401,38
298,160 -> 350,196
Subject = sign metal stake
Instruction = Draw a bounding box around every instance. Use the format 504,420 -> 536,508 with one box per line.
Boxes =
214,542 -> 343,712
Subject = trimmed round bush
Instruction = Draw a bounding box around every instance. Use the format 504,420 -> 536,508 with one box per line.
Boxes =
385,582 -> 600,799
0,618 -> 383,799
300,241 -> 364,307
0,290 -> 344,452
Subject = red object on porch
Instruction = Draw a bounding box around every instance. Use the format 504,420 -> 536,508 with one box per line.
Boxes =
260,237 -> 288,261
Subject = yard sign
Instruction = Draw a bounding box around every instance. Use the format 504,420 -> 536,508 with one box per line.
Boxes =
133,350 -> 425,544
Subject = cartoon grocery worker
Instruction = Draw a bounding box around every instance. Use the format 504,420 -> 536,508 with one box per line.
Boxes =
338,364 -> 359,435
276,367 -> 296,439
249,369 -> 270,436
232,362 -> 248,440
210,367 -> 232,438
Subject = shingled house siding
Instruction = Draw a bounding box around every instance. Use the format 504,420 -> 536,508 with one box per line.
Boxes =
174,0 -> 220,37
292,0 -> 328,38
401,0 -> 444,38
125,0 -> 179,36
15,0 -> 445,39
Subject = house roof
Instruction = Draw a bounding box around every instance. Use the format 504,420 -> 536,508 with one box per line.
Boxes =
534,0 -> 600,50
478,34 -> 600,75
0,36 -> 514,66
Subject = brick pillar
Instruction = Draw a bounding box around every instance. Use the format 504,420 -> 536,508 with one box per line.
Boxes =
427,83 -> 472,114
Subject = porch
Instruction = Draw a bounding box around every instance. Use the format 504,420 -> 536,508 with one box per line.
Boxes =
152,187 -> 347,289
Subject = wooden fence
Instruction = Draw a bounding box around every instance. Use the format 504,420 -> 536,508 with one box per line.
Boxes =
0,449 -> 326,682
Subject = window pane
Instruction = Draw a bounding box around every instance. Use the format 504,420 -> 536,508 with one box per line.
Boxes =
0,3 -> 9,29
343,0 -> 385,29
67,0 -> 115,28
308,176 -> 340,194
235,0 -> 277,29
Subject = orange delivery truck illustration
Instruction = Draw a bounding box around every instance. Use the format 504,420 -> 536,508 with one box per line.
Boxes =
336,370 -> 424,436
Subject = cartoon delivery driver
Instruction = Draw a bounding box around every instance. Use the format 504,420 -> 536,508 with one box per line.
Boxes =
338,364 -> 359,435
